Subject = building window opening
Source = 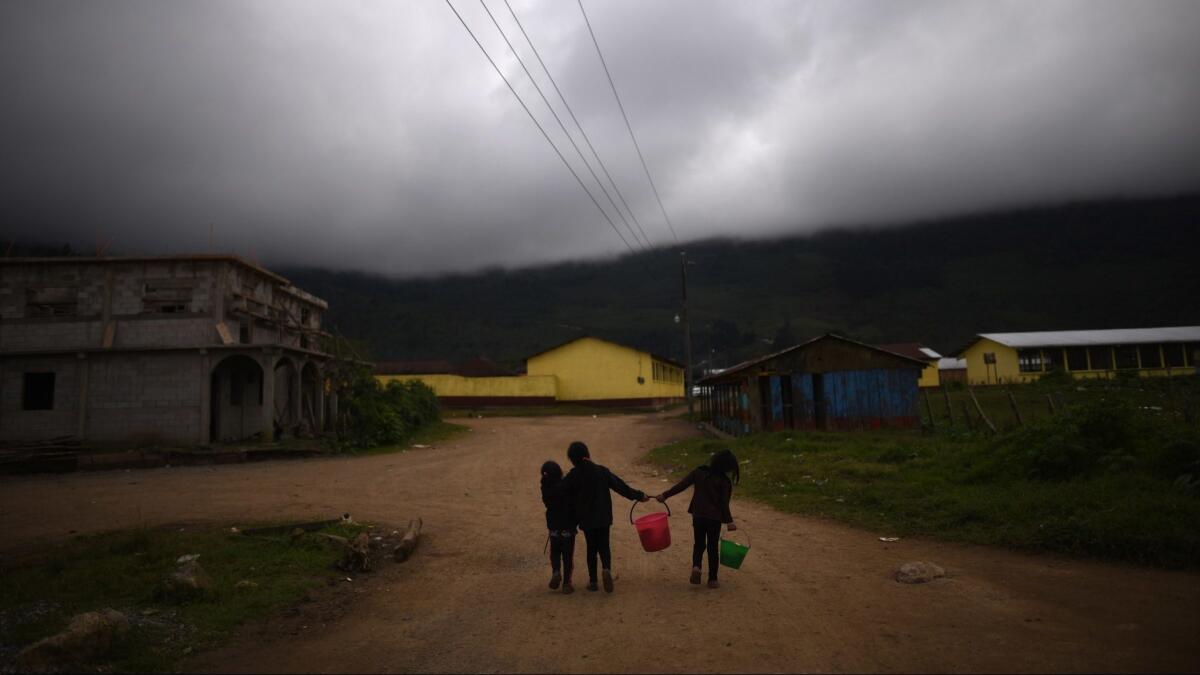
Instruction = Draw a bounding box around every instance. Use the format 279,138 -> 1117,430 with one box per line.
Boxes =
1043,348 -> 1065,372
239,322 -> 251,344
1115,346 -> 1139,370
1088,346 -> 1113,370
25,287 -> 78,317
300,307 -> 310,325
1138,344 -> 1162,369
1066,347 -> 1089,371
22,372 -> 55,410
142,280 -> 194,314
1185,343 -> 1199,368
1017,349 -> 1043,373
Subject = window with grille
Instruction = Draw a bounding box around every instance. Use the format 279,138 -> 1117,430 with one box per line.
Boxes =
1089,346 -> 1113,370
1164,344 -> 1186,368
1138,344 -> 1162,369
1017,349 -> 1043,373
1115,346 -> 1139,369
1065,347 -> 1088,371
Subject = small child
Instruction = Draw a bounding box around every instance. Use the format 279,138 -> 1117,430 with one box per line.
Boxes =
655,448 -> 739,589
540,460 -> 576,594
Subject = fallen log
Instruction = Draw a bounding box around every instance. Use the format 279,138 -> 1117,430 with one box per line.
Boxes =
393,518 -> 423,562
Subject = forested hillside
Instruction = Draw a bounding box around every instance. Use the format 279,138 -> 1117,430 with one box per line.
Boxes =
280,196 -> 1200,371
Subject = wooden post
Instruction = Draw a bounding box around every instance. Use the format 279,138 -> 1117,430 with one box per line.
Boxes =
943,387 -> 955,426
961,400 -> 975,431
923,391 -> 936,430
1054,391 -> 1068,413
1046,393 -> 1057,414
1007,389 -> 1025,427
968,387 -> 998,433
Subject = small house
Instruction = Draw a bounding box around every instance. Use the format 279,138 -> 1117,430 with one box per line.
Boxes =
699,334 -> 926,436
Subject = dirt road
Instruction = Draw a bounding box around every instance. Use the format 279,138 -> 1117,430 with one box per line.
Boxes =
2,414 -> 1198,672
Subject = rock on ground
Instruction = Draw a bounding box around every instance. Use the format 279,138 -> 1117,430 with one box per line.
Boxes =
157,559 -> 214,601
16,609 -> 130,671
896,561 -> 946,584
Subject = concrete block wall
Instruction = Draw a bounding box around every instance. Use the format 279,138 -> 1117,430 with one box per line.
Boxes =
0,355 -> 80,441
86,353 -> 202,445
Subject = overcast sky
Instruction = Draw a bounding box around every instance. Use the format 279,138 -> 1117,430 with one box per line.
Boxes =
2,0 -> 1198,276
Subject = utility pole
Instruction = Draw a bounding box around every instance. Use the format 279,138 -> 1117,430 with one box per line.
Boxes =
681,251 -> 694,416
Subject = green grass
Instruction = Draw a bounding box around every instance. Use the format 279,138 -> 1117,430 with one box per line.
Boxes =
0,521 -> 367,672
348,420 -> 470,456
647,414 -> 1200,568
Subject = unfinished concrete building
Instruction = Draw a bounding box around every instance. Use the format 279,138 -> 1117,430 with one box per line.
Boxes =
0,256 -> 331,446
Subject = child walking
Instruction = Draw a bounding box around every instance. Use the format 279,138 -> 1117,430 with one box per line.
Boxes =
540,460 -> 576,594
655,448 -> 739,589
549,441 -> 648,593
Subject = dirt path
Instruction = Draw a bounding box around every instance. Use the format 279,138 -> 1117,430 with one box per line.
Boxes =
2,414 -> 1198,673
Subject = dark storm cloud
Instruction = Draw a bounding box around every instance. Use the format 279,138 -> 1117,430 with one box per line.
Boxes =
2,0 -> 1198,275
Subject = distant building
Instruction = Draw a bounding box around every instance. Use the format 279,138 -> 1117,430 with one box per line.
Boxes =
699,334 -> 926,436
957,327 -> 1200,385
876,343 -> 942,388
526,336 -> 684,407
1,256 -> 331,446
937,357 -> 967,386
376,337 -> 685,408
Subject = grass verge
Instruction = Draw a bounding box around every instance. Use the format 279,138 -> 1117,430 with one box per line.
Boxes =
647,425 -> 1200,568
0,521 -> 366,672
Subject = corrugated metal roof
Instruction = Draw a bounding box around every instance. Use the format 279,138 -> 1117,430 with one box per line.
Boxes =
876,343 -> 941,361
938,357 -> 966,370
975,326 -> 1200,349
700,333 -> 929,384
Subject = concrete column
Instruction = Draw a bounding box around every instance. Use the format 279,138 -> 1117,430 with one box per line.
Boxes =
260,352 -> 277,443
198,351 -> 211,445
313,365 -> 325,433
289,360 -> 302,435
328,387 -> 338,435
76,353 -> 89,441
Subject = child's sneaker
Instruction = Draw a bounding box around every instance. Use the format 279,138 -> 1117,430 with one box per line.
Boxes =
602,569 -> 614,593
689,568 -> 701,585
562,580 -> 575,595
587,580 -> 599,592
707,578 -> 720,589
549,572 -> 561,590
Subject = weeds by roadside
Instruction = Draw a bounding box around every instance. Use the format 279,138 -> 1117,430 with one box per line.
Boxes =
0,521 -> 367,672
648,397 -> 1200,567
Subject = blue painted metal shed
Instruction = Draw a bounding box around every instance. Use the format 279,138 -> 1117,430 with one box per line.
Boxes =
698,334 -> 926,436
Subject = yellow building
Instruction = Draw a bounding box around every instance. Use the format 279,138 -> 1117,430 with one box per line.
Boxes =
526,336 -> 685,405
958,327 -> 1200,385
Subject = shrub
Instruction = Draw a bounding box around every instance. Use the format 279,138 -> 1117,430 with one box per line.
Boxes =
331,366 -> 440,449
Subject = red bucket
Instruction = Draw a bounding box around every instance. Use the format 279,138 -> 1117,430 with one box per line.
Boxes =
630,501 -> 672,552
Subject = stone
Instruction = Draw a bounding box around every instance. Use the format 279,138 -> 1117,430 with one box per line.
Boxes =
16,609 -> 130,670
158,559 -> 214,601
895,561 -> 945,584
235,579 -> 259,589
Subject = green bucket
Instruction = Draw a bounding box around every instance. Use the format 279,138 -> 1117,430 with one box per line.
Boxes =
719,536 -> 750,569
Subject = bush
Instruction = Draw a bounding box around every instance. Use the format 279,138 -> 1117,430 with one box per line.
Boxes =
331,366 -> 440,450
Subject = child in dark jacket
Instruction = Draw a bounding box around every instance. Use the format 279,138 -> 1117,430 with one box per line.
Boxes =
541,460 -> 576,594
655,448 -> 739,588
549,441 -> 648,593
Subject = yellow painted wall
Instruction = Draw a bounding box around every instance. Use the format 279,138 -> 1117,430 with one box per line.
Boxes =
376,374 -> 557,398
962,339 -> 1198,385
963,338 -> 1021,385
918,362 -> 940,388
526,337 -> 684,401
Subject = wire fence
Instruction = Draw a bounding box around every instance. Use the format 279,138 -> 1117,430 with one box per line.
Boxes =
921,375 -> 1200,434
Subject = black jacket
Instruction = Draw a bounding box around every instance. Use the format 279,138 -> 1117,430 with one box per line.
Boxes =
540,477 -> 575,531
552,461 -> 645,530
661,465 -> 733,523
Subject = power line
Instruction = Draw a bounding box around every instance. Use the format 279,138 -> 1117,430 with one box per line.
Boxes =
501,0 -> 656,250
477,0 -> 648,252
577,0 -> 680,244
443,0 -> 636,255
